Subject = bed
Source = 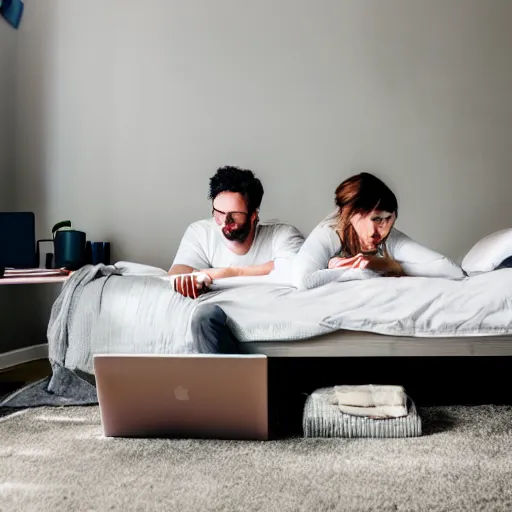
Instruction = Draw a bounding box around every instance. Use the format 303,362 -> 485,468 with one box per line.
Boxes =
2,260 -> 512,408
48,261 -> 512,373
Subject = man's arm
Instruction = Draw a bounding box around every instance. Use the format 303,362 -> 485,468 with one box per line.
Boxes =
238,261 -> 274,276
169,224 -> 212,298
272,224 -> 306,262
168,264 -> 197,276
200,261 -> 274,280
200,224 -> 304,281
168,224 -> 210,274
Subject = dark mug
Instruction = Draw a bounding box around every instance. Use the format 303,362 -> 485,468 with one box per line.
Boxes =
54,230 -> 87,270
90,242 -> 111,265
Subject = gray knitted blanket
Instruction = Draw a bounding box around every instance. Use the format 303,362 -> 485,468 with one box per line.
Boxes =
1,263 -> 200,407
50,264 -> 200,374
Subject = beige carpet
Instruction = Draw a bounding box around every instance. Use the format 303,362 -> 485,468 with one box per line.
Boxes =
1,405 -> 512,512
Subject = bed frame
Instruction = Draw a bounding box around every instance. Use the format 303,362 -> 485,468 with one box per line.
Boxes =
239,330 -> 512,357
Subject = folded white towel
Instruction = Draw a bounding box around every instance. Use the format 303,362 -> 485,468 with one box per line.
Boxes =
338,404 -> 408,419
334,385 -> 407,408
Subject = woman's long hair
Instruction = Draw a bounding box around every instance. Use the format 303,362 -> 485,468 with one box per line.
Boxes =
334,172 -> 398,257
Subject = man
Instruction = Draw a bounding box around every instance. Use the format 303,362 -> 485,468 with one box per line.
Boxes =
168,165 -> 304,353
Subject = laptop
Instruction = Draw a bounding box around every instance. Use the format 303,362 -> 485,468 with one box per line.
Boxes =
93,354 -> 268,440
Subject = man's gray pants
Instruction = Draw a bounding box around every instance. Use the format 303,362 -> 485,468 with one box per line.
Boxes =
190,304 -> 239,354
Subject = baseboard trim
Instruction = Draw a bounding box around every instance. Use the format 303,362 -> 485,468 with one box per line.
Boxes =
0,344 -> 49,371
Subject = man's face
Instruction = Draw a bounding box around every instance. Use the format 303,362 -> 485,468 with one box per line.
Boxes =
212,192 -> 255,243
350,209 -> 396,253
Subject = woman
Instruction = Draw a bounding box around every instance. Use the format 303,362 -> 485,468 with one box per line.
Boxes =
293,172 -> 464,289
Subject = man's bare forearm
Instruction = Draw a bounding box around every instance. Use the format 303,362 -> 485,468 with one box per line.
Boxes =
168,264 -> 196,276
236,261 -> 274,277
199,261 -> 275,280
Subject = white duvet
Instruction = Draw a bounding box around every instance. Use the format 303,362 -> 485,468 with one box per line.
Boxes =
208,268 -> 512,340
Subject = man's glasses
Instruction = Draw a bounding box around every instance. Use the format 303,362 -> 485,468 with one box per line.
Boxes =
212,207 -> 248,225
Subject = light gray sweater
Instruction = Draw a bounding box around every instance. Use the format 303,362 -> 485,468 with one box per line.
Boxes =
292,212 -> 465,289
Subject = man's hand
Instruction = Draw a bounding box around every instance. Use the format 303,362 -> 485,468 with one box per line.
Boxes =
199,267 -> 241,281
173,273 -> 212,299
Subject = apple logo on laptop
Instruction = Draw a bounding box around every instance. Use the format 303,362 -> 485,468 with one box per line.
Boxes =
174,385 -> 189,401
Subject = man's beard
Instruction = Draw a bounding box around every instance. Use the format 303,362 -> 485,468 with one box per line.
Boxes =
222,219 -> 252,243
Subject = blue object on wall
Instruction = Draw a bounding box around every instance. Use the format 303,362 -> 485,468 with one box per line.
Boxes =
0,0 -> 24,29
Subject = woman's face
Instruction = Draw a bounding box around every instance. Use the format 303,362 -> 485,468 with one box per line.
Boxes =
350,210 -> 396,253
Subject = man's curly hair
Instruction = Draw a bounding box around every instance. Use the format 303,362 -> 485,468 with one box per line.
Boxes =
208,166 -> 264,214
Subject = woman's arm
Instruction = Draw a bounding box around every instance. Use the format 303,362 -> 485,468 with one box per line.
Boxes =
292,223 -> 378,289
386,229 -> 465,279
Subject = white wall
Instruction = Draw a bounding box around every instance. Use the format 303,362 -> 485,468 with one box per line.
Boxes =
0,19 -> 16,209
14,0 -> 512,269
0,20 -> 42,355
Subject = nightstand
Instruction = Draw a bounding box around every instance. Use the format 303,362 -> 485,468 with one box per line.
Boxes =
0,277 -> 68,370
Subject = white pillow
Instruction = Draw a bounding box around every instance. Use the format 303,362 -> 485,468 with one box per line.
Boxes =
114,261 -> 169,276
462,229 -> 512,275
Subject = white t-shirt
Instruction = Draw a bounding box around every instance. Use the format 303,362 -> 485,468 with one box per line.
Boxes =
293,211 -> 465,289
172,218 -> 305,270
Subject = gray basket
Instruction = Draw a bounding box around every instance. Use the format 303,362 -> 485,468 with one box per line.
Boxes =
303,387 -> 422,438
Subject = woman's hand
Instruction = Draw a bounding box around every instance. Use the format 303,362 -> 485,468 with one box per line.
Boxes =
363,255 -> 405,277
328,254 -> 405,277
328,254 -> 370,270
